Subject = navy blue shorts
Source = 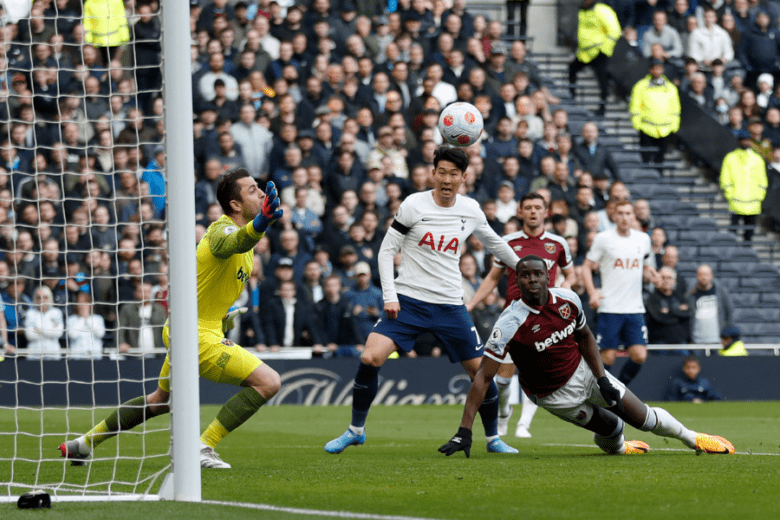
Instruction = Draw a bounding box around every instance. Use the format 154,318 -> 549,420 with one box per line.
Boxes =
595,313 -> 648,351
372,294 -> 483,363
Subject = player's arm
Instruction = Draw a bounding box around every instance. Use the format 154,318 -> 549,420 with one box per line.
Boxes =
466,264 -> 505,312
575,323 -> 622,409
472,219 -> 519,270
643,264 -> 658,284
377,224 -> 404,318
439,356 -> 501,458
460,356 -> 502,429
560,265 -> 576,290
580,258 -> 600,309
210,181 -> 283,259
574,323 -> 606,379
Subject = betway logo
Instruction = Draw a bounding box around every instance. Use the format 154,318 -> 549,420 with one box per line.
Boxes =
534,322 -> 575,352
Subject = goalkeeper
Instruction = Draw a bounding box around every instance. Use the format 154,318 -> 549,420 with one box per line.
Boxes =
60,168 -> 283,469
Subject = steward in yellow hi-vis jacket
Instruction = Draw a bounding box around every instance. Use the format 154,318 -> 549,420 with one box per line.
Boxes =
568,0 -> 621,115
630,59 -> 681,163
720,131 -> 768,242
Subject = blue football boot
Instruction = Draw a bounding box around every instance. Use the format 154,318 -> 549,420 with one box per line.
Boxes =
324,429 -> 366,454
486,438 -> 519,453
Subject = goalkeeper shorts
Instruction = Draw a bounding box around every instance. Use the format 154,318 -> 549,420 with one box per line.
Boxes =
157,321 -> 263,392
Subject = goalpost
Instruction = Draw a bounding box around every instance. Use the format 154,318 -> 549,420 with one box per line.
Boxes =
0,1 -> 200,503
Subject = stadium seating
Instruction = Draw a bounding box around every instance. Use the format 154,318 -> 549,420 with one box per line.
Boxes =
732,307 -> 780,323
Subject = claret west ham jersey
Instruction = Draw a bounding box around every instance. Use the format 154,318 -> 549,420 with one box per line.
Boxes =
484,288 -> 586,396
493,230 -> 573,306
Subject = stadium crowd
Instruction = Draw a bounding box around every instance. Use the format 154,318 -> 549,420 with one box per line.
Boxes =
1,0 -> 772,361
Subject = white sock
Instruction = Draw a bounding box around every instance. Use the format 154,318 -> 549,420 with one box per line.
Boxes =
486,435 -> 499,443
495,375 -> 512,417
348,425 -> 365,435
517,392 -> 538,429
650,407 -> 696,449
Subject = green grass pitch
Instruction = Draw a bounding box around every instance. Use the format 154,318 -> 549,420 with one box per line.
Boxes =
2,402 -> 779,520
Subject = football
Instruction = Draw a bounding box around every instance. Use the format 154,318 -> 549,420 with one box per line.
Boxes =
437,102 -> 484,147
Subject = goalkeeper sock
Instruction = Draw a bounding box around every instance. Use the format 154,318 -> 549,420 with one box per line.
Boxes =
351,363 -> 380,430
478,379 -> 500,437
87,396 -> 167,448
202,387 -> 268,448
649,407 -> 696,449
618,360 -> 642,386
495,375 -> 512,417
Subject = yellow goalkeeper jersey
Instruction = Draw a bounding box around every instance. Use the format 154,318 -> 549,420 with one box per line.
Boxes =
196,215 -> 263,332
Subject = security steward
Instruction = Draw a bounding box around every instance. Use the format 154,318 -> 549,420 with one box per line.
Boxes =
630,58 -> 681,164
568,0 -> 621,116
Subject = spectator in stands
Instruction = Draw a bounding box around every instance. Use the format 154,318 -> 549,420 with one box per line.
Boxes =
686,72 -> 716,116
748,117 -> 773,162
199,52 -> 239,103
736,10 -> 780,89
719,326 -> 748,356
269,229 -> 312,281
630,59 -> 681,164
344,261 -> 383,345
117,281 -> 166,358
66,291 -> 106,360
316,274 -> 361,358
23,285 -> 64,361
665,355 -> 723,401
650,226 -> 667,266
645,266 -> 691,347
725,105 -> 747,136
568,0 -> 621,115
720,130 -> 768,242
642,10 -> 685,62
755,73 -> 774,110
2,276 -> 31,349
573,122 -> 621,181
687,8 -> 734,69
762,108 -> 780,145
688,264 -> 734,344
262,279 -> 324,351
634,199 -> 655,232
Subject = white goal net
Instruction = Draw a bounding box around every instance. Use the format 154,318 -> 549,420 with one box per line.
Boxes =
0,0 -> 176,501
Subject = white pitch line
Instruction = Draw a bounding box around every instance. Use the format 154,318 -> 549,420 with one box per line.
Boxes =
543,443 -> 780,456
202,500 -> 448,520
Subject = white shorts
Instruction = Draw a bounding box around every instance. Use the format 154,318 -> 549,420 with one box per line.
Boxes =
535,357 -> 626,426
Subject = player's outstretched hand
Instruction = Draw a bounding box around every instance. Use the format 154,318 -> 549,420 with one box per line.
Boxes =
439,427 -> 472,457
597,376 -> 623,412
384,301 -> 400,319
222,305 -> 248,334
252,181 -> 284,234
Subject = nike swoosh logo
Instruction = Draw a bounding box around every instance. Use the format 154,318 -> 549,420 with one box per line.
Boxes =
421,218 -> 431,221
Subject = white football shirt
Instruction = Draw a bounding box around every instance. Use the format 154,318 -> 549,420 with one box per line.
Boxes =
585,228 -> 654,314
378,191 -> 518,305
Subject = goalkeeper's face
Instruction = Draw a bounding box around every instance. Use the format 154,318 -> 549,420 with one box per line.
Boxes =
235,176 -> 264,220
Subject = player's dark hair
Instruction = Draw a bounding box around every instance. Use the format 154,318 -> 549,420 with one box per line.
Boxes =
433,145 -> 469,173
520,191 -> 548,209
216,167 -> 251,214
515,254 -> 548,272
683,355 -> 700,366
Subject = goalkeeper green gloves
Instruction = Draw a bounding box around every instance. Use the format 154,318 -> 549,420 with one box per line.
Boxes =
222,306 -> 248,335
252,181 -> 283,234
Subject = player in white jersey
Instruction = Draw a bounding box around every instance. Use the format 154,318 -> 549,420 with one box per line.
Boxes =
325,146 -> 523,454
581,200 -> 657,386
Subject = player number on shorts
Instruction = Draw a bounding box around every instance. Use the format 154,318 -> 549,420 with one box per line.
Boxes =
471,326 -> 482,350
641,325 -> 648,343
